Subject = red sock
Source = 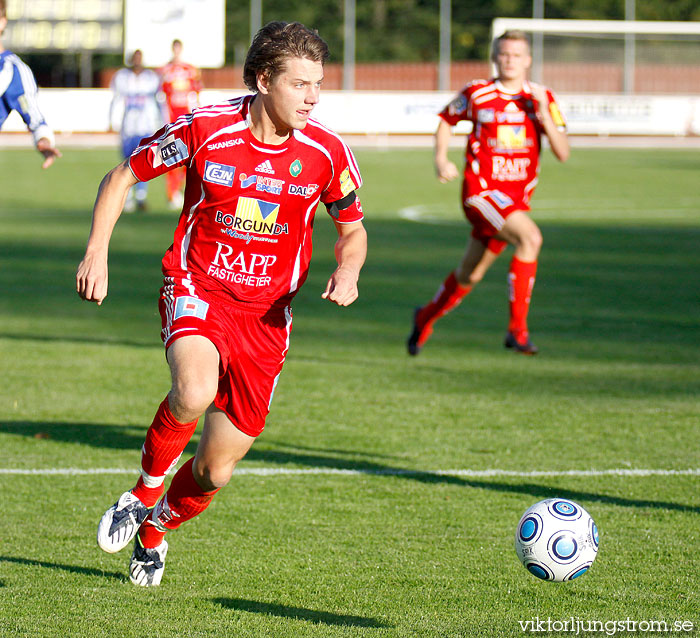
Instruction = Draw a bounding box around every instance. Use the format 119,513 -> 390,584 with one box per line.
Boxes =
131,397 -> 199,508
416,272 -> 472,346
138,457 -> 219,548
508,257 -> 538,341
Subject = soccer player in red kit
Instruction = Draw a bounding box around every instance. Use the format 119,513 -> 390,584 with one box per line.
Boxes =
408,30 -> 569,356
76,22 -> 367,586
159,39 -> 202,209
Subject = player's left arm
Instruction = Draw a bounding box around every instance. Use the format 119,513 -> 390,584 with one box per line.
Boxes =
322,217 -> 367,307
530,83 -> 569,163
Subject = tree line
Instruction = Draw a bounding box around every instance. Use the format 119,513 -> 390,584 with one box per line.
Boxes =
225,0 -> 700,65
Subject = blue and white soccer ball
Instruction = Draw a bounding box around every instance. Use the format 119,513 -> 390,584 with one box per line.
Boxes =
514,498 -> 599,582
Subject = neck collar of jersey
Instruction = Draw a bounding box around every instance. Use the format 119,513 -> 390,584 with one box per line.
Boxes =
244,95 -> 295,151
494,78 -> 529,96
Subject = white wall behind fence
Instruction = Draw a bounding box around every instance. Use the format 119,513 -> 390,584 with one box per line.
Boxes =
3,89 -> 700,137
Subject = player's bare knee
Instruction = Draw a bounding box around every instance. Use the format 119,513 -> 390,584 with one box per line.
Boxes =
169,382 -> 216,422
456,264 -> 479,286
194,462 -> 233,491
517,230 -> 543,258
530,228 -> 543,253
465,269 -> 484,286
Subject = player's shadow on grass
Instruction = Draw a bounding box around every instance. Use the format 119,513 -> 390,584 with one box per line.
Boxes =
0,420 -> 199,455
0,331 -> 160,350
244,447 -> 700,515
3,421 -> 696,515
213,597 -> 390,628
438,477 -> 700,515
0,555 -> 126,582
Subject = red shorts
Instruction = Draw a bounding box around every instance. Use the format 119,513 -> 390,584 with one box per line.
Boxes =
159,277 -> 292,437
461,183 -> 531,255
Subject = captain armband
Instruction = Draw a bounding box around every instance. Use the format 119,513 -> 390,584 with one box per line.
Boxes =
325,191 -> 358,220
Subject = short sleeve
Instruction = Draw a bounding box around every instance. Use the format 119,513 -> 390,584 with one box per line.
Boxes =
128,116 -> 194,182
438,90 -> 469,126
320,136 -> 363,206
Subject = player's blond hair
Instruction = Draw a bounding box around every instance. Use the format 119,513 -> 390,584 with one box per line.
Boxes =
243,21 -> 329,92
491,30 -> 531,60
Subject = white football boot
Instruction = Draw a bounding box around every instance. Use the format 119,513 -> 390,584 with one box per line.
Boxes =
129,539 -> 169,587
97,491 -> 150,553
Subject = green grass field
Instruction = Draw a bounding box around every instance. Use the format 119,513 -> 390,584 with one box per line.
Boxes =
1,145 -> 698,638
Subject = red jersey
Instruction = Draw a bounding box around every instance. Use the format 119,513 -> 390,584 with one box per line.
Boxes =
439,79 -> 566,205
159,60 -> 201,117
129,95 -> 364,310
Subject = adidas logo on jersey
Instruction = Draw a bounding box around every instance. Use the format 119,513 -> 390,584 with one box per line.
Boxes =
255,160 -> 275,174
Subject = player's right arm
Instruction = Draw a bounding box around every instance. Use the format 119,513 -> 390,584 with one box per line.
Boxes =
435,88 -> 472,183
434,118 -> 459,183
76,160 -> 138,305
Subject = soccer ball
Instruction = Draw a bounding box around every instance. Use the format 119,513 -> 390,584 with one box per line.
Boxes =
514,498 -> 599,582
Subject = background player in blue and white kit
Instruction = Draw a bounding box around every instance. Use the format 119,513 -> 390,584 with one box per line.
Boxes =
0,0 -> 61,169
110,49 -> 163,211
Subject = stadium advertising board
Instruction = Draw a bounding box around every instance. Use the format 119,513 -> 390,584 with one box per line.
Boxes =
556,95 -> 697,136
124,0 -> 225,68
2,90 -> 699,137
311,92 -> 700,137
3,0 -> 123,52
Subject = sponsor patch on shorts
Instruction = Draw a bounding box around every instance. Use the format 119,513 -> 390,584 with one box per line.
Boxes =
488,190 -> 514,209
174,296 -> 209,320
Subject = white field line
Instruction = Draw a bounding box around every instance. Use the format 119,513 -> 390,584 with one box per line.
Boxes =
0,467 -> 698,477
397,204 -> 699,225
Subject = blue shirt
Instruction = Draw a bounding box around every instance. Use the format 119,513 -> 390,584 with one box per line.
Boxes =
0,49 -> 54,145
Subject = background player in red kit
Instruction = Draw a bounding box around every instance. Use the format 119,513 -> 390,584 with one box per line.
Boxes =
159,39 -> 202,209
408,30 -> 569,356
76,22 -> 367,586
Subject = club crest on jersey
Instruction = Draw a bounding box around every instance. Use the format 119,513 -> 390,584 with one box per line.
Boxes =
289,159 -> 302,177
288,183 -> 319,198
154,134 -> 189,168
215,197 -> 288,237
204,161 -> 236,186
